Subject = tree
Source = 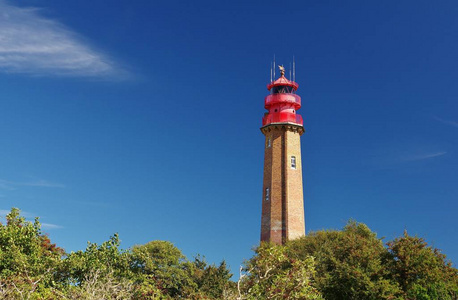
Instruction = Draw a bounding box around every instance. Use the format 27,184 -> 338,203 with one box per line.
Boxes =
287,221 -> 458,300
130,240 -> 197,297
62,233 -> 132,285
287,221 -> 401,300
4,207 -> 455,300
61,235 -> 168,299
387,231 -> 458,300
190,255 -> 234,299
0,208 -> 63,299
0,208 -> 236,299
240,243 -> 323,300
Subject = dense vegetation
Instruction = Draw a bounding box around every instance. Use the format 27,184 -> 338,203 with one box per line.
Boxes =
0,208 -> 234,299
286,221 -> 458,300
1,208 -> 457,299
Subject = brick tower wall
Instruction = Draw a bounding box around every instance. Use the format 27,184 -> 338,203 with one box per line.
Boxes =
284,128 -> 306,240
260,123 -> 305,244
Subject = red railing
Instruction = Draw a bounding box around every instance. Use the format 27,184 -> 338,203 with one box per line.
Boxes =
265,93 -> 301,109
262,112 -> 303,126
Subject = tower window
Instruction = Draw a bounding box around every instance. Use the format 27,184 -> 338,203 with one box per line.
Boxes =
267,137 -> 271,148
272,85 -> 294,94
291,156 -> 297,169
265,187 -> 270,201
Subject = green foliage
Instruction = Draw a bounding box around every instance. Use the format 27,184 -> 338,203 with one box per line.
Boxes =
241,243 -> 323,300
129,241 -> 236,299
190,255 -> 234,299
0,208 -> 235,299
62,233 -> 132,285
387,231 -> 458,300
288,221 -> 401,299
130,240 -> 197,297
286,220 -> 458,300
2,208 -> 457,300
0,208 -> 64,298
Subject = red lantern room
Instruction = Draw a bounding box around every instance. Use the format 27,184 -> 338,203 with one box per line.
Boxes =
262,66 -> 303,127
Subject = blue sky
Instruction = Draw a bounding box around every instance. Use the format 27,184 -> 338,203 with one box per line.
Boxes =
0,0 -> 457,274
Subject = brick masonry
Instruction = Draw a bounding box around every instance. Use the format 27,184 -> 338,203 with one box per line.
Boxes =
260,123 -> 305,244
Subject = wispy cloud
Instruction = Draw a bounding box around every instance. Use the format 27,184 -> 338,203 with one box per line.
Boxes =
0,181 -> 15,190
21,179 -> 65,188
41,223 -> 63,229
434,116 -> 458,128
400,151 -> 447,162
0,1 -> 126,78
0,209 -> 11,216
370,147 -> 448,169
0,179 -> 65,190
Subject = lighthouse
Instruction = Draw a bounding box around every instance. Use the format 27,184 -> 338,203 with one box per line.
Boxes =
260,64 -> 305,244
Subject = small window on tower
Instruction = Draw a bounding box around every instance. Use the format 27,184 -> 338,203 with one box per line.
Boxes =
265,187 -> 270,201
267,137 -> 271,148
291,156 -> 297,169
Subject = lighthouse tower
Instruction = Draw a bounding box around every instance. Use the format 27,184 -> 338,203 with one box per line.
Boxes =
260,65 -> 305,244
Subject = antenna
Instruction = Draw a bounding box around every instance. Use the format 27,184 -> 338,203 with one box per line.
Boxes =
289,62 -> 292,80
293,56 -> 296,82
273,54 -> 276,79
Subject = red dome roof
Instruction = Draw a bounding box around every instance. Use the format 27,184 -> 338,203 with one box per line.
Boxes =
267,75 -> 299,91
